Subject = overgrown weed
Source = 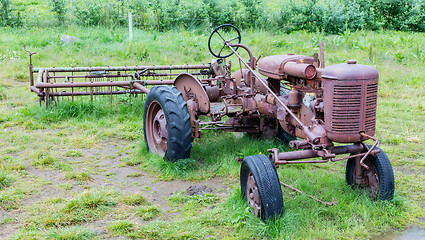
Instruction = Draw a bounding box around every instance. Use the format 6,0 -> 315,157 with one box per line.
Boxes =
27,190 -> 118,229
0,170 -> 13,189
120,193 -> 147,206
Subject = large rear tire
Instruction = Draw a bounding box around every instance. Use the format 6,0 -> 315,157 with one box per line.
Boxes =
240,154 -> 284,221
278,124 -> 296,143
143,85 -> 192,161
346,146 -> 394,200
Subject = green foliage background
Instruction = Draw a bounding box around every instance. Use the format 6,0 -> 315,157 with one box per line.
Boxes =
1,0 -> 425,33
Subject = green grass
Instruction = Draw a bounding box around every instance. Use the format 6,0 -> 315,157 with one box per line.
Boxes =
0,170 -> 13,189
108,220 -> 135,235
0,25 -> 424,239
64,150 -> 83,158
64,172 -> 93,182
135,205 -> 161,221
26,190 -> 117,229
120,193 -> 147,206
45,226 -> 98,240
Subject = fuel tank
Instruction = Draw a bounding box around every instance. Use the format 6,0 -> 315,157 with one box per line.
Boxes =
257,54 -> 317,80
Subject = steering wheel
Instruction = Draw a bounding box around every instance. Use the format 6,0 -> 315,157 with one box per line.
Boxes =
208,24 -> 241,58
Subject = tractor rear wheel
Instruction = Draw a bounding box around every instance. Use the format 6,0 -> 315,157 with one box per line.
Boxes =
346,147 -> 394,200
240,154 -> 284,221
143,85 -> 192,161
278,124 -> 296,143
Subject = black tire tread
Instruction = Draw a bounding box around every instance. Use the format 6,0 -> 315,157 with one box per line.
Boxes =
143,85 -> 192,161
346,146 -> 394,201
240,154 -> 284,221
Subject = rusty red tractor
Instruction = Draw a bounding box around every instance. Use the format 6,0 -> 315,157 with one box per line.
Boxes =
28,24 -> 394,221
144,24 -> 394,220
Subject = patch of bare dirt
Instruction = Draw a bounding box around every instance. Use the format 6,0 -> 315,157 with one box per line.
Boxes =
0,140 -> 230,239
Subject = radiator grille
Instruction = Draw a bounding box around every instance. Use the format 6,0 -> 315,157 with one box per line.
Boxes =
332,85 -> 362,133
365,83 -> 378,131
331,83 -> 378,133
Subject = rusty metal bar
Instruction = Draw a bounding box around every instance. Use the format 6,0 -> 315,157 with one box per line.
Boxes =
270,144 -> 365,165
320,42 -> 325,68
49,90 -> 140,96
280,181 -> 337,206
48,72 -> 205,79
36,81 -> 132,88
43,69 -> 48,83
34,69 -> 44,89
279,159 -> 329,164
44,69 -> 49,107
330,149 -> 380,162
24,44 -> 36,87
30,86 -> 42,95
36,80 -> 172,89
35,80 -> 174,88
132,82 -> 150,94
139,80 -> 174,85
358,132 -> 379,170
33,64 -> 210,73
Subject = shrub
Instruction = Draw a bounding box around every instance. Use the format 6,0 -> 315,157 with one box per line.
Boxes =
239,0 -> 265,29
0,0 -> 11,26
50,0 -> 67,25
0,171 -> 13,189
2,0 -> 425,33
0,0 -> 22,27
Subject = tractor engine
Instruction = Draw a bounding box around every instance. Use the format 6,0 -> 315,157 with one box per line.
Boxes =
257,54 -> 379,145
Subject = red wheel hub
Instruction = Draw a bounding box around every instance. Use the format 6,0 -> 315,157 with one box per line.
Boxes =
146,101 -> 168,155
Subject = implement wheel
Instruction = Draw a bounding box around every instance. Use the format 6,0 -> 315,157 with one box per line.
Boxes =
346,147 -> 394,200
143,85 -> 192,161
240,154 -> 284,221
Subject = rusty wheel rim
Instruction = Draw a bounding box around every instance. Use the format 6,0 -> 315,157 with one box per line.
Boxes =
358,159 -> 380,198
246,172 -> 261,217
146,100 -> 168,155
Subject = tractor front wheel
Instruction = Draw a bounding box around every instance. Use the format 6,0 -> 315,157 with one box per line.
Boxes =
143,85 -> 192,161
346,147 -> 394,200
240,154 -> 284,221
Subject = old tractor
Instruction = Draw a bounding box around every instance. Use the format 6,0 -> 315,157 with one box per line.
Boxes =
143,24 -> 394,220
27,24 -> 394,221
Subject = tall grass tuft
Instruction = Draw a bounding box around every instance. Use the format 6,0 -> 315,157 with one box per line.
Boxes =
46,226 -> 97,240
0,170 -> 13,189
108,220 -> 135,235
67,190 -> 117,210
35,190 -> 118,228
21,98 -> 145,122
135,205 -> 161,220
120,193 -> 147,206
